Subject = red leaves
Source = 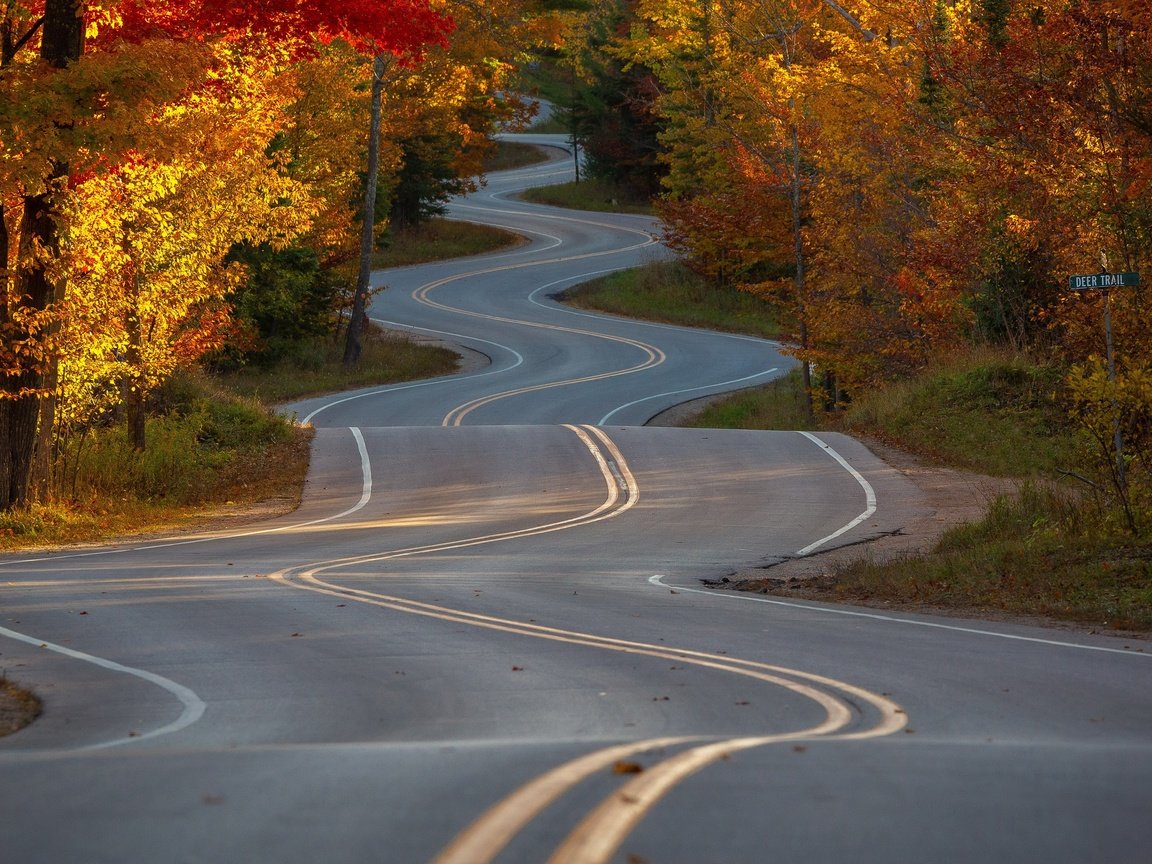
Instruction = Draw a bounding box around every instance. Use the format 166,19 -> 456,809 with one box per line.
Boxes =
106,0 -> 453,60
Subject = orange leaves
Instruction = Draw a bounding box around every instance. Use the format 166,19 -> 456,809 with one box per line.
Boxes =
622,0 -> 1151,398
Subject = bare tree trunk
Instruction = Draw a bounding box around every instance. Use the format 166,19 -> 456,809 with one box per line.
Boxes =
344,53 -> 387,368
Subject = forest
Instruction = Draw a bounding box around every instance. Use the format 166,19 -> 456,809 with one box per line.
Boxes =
2,0 -> 1150,543
563,0 -> 1151,536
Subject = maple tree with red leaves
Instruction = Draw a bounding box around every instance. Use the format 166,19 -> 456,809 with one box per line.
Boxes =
110,0 -> 452,58
0,0 -> 452,509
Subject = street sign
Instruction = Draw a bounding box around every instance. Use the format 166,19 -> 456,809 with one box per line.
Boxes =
1068,272 -> 1140,291
1065,267 -> 1140,487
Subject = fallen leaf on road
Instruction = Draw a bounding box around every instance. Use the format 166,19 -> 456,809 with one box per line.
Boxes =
613,761 -> 644,774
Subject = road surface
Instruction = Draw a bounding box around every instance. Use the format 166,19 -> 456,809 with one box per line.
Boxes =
1,143 -> 1149,864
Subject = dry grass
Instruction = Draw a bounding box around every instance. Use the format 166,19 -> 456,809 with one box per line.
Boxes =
561,260 -> 785,339
766,483 -> 1152,633
483,141 -> 551,173
0,425 -> 313,552
0,676 -> 42,738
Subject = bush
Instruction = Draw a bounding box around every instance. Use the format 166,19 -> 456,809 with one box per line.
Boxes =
59,376 -> 295,505
69,412 -> 228,503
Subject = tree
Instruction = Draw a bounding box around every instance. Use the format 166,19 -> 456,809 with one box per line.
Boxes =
59,64 -> 314,449
0,0 -> 452,509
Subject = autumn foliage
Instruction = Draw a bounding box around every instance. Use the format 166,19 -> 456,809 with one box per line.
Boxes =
0,0 -> 461,508
616,0 -> 1150,391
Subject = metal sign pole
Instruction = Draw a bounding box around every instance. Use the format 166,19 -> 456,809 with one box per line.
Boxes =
1102,287 -> 1126,489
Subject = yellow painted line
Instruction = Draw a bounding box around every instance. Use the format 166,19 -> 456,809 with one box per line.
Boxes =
400,245 -> 669,427
431,737 -> 698,864
268,426 -> 632,579
270,424 -> 907,864
284,573 -> 860,864
548,706 -> 909,864
443,344 -> 663,426
549,735 -> 811,864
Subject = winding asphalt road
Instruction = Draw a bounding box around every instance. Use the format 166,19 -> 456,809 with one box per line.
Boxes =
2,143 -> 1150,864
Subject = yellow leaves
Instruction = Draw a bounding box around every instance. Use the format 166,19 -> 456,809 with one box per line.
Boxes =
48,51 -> 319,425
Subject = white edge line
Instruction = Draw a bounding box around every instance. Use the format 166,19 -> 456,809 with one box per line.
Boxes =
0,426 -> 375,568
347,426 -> 373,512
647,576 -> 1149,658
794,431 -> 878,556
597,368 -> 780,425
0,428 -> 376,748
0,624 -> 207,749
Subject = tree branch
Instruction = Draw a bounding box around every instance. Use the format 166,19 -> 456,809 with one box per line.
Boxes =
10,15 -> 45,58
822,0 -> 875,42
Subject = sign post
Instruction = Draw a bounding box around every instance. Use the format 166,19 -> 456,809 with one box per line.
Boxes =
1067,269 -> 1141,488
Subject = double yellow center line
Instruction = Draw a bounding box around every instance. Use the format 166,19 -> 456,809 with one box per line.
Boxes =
271,425 -> 906,863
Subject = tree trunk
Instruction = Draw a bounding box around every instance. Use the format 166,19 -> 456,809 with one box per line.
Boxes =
2,178 -> 67,509
343,53 -> 387,369
124,267 -> 146,451
789,115 -> 814,419
0,0 -> 84,510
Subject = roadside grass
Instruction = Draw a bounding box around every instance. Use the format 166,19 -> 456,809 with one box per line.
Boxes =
0,380 -> 314,551
528,116 -> 568,134
0,674 -> 41,738
677,347 -> 1079,478
686,369 -> 815,431
215,324 -> 460,404
484,140 -> 551,172
519,178 -> 654,214
374,218 -> 521,269
807,483 -> 1152,631
560,260 -> 786,339
840,349 -> 1079,477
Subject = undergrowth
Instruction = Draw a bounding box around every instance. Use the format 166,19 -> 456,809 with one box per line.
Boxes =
217,324 -> 460,404
828,483 -> 1152,631
842,350 -> 1078,477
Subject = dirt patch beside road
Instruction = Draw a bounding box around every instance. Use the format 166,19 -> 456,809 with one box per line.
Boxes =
725,436 -> 1018,584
